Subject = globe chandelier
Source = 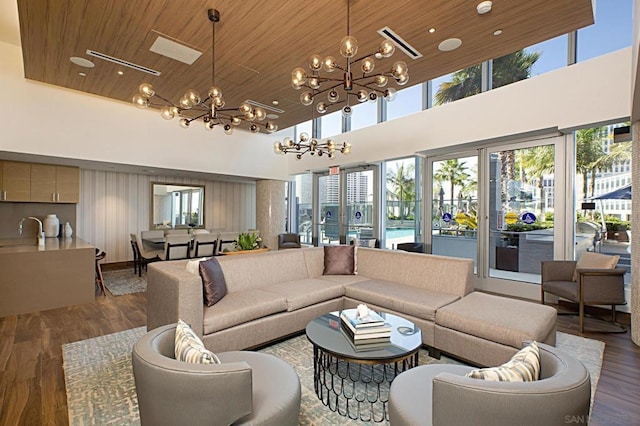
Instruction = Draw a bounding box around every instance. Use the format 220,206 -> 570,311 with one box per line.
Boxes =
290,0 -> 409,118
132,9 -> 278,135
273,131 -> 352,160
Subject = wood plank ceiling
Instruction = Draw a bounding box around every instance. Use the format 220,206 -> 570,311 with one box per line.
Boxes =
17,0 -> 593,132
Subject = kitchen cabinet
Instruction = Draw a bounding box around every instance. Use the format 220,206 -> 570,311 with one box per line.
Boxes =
1,161 -> 79,203
1,160 -> 31,201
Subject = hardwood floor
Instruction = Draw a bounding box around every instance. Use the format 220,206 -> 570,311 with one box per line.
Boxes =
0,285 -> 638,425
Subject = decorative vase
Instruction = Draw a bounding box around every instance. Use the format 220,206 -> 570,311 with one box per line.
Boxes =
64,222 -> 73,238
43,214 -> 60,238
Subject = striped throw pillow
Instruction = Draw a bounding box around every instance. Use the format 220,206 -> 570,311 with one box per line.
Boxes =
174,319 -> 220,364
465,341 -> 540,382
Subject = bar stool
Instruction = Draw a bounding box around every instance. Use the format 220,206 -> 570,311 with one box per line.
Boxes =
95,248 -> 107,296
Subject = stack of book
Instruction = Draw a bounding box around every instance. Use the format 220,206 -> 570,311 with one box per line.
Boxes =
340,309 -> 391,351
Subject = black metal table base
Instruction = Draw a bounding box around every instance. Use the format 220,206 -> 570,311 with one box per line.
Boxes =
312,346 -> 419,422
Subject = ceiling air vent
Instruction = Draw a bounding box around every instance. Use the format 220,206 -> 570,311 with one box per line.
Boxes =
244,99 -> 285,114
86,50 -> 162,76
377,27 -> 423,60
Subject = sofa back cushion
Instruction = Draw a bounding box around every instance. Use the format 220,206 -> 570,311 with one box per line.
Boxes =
303,247 -> 325,278
356,248 -> 474,296
217,249 -> 309,292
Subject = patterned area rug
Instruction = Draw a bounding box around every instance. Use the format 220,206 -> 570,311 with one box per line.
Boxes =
62,330 -> 604,426
102,269 -> 146,296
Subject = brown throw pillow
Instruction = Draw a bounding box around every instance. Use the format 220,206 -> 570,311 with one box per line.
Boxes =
199,257 -> 227,306
572,252 -> 620,281
323,245 -> 356,275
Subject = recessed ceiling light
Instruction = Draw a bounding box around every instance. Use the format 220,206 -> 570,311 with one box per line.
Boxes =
428,28 -> 436,34
272,100 -> 279,106
266,113 -> 279,119
477,1 -> 492,15
70,56 -> 95,68
117,70 -> 124,75
78,72 -> 87,77
493,29 -> 503,36
438,38 -> 462,52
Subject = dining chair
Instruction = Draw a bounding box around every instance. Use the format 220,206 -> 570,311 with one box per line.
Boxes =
131,233 -> 163,277
130,236 -> 139,275
95,248 -> 107,296
191,229 -> 210,235
217,231 -> 239,253
162,234 -> 192,260
191,233 -> 218,258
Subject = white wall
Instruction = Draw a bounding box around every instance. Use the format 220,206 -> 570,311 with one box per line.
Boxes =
288,48 -> 632,174
0,41 -> 288,181
77,169 -> 256,263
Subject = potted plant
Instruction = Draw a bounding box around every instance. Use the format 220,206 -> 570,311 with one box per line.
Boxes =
236,232 -> 261,251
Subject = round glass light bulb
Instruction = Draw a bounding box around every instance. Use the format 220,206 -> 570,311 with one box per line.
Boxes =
361,57 -> 375,74
214,97 -> 225,108
265,122 -> 278,133
239,103 -> 252,114
375,75 -> 388,87
132,94 -> 149,108
184,89 -> 201,105
384,88 -> 397,102
224,124 -> 233,135
308,77 -> 320,89
328,90 -> 339,103
250,124 -> 259,133
299,132 -> 309,142
254,107 -> 266,121
231,116 -> 242,126
291,67 -> 307,86
284,136 -> 294,147
341,105 -> 352,117
391,61 -> 408,79
208,85 -> 222,99
309,54 -> 323,71
339,35 -> 358,58
316,102 -> 328,114
378,40 -> 396,58
274,142 -> 284,154
245,111 -> 255,121
160,105 -> 174,119
138,83 -> 155,97
356,90 -> 368,102
300,91 -> 314,106
204,121 -> 214,130
179,118 -> 189,128
396,74 -> 409,86
368,92 -> 378,102
323,56 -> 337,73
179,96 -> 193,109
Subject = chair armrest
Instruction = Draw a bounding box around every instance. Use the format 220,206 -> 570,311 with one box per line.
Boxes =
578,268 -> 626,304
576,267 -> 626,276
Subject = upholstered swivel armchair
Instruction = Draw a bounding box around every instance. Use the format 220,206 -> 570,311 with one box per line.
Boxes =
278,233 -> 301,249
541,257 -> 626,332
132,323 -> 301,426
389,342 -> 591,426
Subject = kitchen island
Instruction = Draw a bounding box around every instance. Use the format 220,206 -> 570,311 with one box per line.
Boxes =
0,238 -> 95,317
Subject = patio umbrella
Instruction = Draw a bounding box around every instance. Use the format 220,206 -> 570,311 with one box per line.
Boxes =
588,184 -> 632,232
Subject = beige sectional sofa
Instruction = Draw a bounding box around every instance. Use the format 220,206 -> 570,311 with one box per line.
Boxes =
147,247 -> 556,366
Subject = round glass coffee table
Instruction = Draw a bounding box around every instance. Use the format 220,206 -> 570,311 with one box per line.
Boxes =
305,311 -> 422,422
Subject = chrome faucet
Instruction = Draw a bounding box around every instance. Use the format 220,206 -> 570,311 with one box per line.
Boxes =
18,216 -> 45,246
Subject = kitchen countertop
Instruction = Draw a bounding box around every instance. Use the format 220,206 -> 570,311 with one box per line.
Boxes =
0,237 -> 94,254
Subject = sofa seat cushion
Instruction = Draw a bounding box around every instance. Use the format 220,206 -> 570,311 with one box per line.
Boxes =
203,289 -> 287,335
345,280 -> 460,322
263,278 -> 345,311
436,292 -> 557,349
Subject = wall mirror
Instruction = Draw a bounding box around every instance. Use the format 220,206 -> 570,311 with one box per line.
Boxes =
151,183 -> 205,229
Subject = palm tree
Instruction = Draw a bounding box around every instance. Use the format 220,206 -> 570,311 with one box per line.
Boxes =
576,127 -> 606,199
522,145 -> 554,211
433,159 -> 469,213
386,163 -> 415,221
434,50 -> 540,105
